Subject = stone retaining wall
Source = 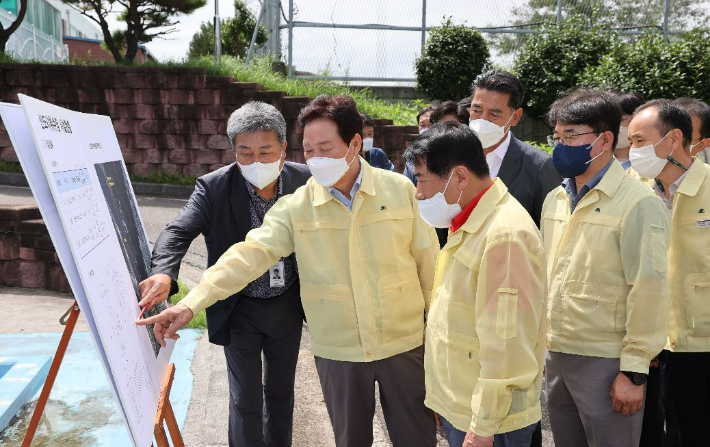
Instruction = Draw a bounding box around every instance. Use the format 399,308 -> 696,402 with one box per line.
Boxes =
0,205 -> 70,293
0,63 -> 419,176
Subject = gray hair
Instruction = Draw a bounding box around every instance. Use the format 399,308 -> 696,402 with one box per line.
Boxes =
226,101 -> 287,148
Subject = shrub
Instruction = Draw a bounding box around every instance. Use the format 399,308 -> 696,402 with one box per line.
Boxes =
513,15 -> 614,120
415,19 -> 490,102
580,30 -> 710,102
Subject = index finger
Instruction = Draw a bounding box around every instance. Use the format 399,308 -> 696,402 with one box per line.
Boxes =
136,313 -> 163,326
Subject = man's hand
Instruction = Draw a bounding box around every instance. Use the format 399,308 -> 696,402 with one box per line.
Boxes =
138,274 -> 173,308
135,303 -> 194,347
610,372 -> 645,416
463,430 -> 493,447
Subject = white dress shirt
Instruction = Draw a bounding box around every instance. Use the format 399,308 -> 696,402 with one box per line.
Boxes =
485,131 -> 512,178
653,168 -> 690,213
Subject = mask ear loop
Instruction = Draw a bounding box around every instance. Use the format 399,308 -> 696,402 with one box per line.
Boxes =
585,133 -> 606,165
661,131 -> 691,171
656,131 -> 675,160
442,169 -> 463,205
344,140 -> 359,169
502,111 -> 516,132
455,190 -> 463,206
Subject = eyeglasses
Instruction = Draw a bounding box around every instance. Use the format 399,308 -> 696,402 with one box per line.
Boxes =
547,132 -> 599,147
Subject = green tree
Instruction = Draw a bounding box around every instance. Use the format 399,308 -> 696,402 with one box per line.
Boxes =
580,30 -> 710,101
492,0 -> 708,55
187,0 -> 267,59
0,0 -> 28,55
414,19 -> 490,102
512,15 -> 614,120
63,0 -> 206,63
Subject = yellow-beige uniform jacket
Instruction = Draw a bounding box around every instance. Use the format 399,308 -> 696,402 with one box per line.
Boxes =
632,160 -> 710,352
424,180 -> 547,437
181,159 -> 439,362
541,160 -> 671,374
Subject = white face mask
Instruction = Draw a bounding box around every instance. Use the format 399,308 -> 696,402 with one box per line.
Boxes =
617,126 -> 631,148
306,141 -> 357,187
469,113 -> 515,148
362,137 -> 374,153
629,132 -> 671,179
237,151 -> 283,190
418,170 -> 463,229
419,127 -> 429,135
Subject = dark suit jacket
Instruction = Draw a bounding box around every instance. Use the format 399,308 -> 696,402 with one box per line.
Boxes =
364,148 -> 395,171
150,162 -> 311,345
498,135 -> 560,227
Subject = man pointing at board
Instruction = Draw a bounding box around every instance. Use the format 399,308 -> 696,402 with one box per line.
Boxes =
137,101 -> 311,447
139,94 -> 440,446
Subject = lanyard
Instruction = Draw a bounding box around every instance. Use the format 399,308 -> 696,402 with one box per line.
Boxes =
654,156 -> 689,192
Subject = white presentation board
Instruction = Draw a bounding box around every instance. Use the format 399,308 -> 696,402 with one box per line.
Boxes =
0,96 -> 175,447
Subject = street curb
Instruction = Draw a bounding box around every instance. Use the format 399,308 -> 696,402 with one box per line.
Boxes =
0,171 -> 194,199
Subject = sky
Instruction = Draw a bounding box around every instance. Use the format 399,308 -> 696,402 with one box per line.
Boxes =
101,0 -> 523,79
100,0 -> 698,80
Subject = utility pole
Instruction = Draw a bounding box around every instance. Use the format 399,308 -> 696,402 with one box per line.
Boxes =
214,0 -> 221,63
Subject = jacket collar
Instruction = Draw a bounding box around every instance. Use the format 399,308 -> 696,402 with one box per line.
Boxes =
497,134 -> 523,183
458,179 -> 508,235
676,159 -> 708,198
556,158 -> 625,199
228,163 -> 253,241
312,157 -> 375,207
593,158 -> 626,199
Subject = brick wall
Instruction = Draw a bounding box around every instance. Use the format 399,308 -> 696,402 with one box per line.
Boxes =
0,205 -> 71,293
0,63 -> 419,178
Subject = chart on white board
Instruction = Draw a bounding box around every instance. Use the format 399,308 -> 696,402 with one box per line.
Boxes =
0,96 -> 175,447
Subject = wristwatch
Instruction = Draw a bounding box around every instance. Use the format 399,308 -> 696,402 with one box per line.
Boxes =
621,371 -> 648,386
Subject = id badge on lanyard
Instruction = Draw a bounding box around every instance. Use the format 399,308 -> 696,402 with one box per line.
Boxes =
269,261 -> 285,287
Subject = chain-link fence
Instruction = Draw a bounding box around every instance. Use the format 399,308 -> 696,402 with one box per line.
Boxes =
0,8 -> 69,63
249,0 -> 709,83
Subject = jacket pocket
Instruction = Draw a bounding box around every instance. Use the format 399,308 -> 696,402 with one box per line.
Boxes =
301,283 -> 359,348
496,288 -> 518,340
563,281 -> 623,337
684,273 -> 710,337
651,233 -> 668,273
378,268 -> 425,344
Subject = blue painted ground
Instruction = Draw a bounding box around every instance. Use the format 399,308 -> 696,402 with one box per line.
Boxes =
0,329 -> 201,446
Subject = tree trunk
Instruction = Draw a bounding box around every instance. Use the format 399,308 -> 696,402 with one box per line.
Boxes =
0,34 -> 8,55
0,0 -> 29,55
91,3 -> 124,62
122,0 -> 141,63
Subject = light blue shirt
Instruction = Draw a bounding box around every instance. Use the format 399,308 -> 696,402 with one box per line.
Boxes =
328,162 -> 363,211
563,159 -> 614,213
618,158 -> 632,171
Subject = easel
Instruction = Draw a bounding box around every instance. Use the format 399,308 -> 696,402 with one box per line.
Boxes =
21,300 -> 184,447
152,363 -> 184,447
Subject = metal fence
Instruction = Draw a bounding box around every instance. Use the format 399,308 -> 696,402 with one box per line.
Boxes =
247,0 -> 708,83
0,8 -> 68,63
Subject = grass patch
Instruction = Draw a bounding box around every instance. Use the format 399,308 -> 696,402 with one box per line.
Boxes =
169,280 -> 207,329
150,56 -> 426,126
0,160 -> 23,173
3,54 -> 425,125
526,140 -> 553,155
131,171 -> 198,186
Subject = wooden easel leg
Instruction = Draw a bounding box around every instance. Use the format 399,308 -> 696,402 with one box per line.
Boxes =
21,300 -> 80,447
163,401 -> 184,447
154,362 -> 184,447
154,423 -> 170,447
